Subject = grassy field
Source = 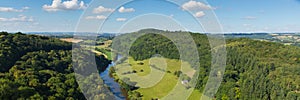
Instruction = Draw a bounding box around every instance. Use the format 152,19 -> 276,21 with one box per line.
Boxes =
62,38 -> 113,60
60,38 -> 83,43
95,40 -> 113,60
188,90 -> 202,100
92,50 -> 107,57
96,40 -> 112,48
86,40 -> 112,60
95,48 -> 112,60
114,57 -> 202,99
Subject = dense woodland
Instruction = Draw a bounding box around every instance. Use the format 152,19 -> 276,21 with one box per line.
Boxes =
115,30 -> 300,100
0,32 -> 112,99
1,30 -> 300,100
0,32 -> 71,72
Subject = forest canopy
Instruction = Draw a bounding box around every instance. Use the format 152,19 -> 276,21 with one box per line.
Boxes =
1,30 -> 300,99
114,30 -> 300,99
0,32 -> 112,100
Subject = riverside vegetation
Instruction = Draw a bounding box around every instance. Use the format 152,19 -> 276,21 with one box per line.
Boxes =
111,29 -> 300,100
1,29 -> 300,100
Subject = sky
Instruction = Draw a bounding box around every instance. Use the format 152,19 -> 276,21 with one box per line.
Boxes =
1,0 -> 300,33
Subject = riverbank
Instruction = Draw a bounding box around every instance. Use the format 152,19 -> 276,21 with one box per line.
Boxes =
99,54 -> 127,100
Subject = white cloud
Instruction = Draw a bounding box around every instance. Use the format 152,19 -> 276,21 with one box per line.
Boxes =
194,11 -> 205,18
169,14 -> 174,18
0,7 -> 29,12
0,15 -> 33,22
182,1 -> 213,11
22,7 -> 30,10
118,6 -> 135,13
242,16 -> 257,20
116,18 -> 127,21
93,6 -> 114,14
85,15 -> 107,20
0,18 -> 7,21
43,0 -> 86,12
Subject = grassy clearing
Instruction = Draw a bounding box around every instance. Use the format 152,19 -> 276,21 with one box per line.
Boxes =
92,50 -> 107,58
95,48 -> 112,60
93,40 -> 113,60
114,57 -> 201,99
188,90 -> 202,100
60,38 -> 83,43
96,40 -> 112,48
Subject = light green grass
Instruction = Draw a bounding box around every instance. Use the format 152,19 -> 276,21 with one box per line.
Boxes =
115,57 -> 200,99
98,48 -> 112,60
128,57 -> 152,76
94,40 -> 113,60
133,58 -> 180,99
188,90 -> 202,100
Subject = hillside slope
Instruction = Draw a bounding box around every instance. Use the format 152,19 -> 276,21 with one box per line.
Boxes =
115,30 -> 300,99
0,32 -> 113,100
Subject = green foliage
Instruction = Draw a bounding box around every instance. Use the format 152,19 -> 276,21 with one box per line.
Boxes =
119,30 -> 300,99
2,31 -> 300,99
0,32 -> 112,100
0,32 -> 71,72
95,48 -> 112,60
129,33 -> 180,61
0,50 -> 85,99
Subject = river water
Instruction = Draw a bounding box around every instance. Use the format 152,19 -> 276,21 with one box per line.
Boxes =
99,55 -> 126,100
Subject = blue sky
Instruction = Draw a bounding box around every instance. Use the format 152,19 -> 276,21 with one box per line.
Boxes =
1,0 -> 300,33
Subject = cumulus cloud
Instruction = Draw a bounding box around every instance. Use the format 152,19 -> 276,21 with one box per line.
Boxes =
116,18 -> 127,21
93,6 -> 114,14
43,0 -> 86,12
85,15 -> 107,20
194,11 -> 205,18
182,1 -> 213,11
118,6 -> 135,13
22,7 -> 30,10
0,15 -> 33,22
242,16 -> 257,20
0,7 -> 30,12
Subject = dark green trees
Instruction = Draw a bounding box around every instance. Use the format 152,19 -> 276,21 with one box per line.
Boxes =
0,32 -> 112,99
124,31 -> 300,100
0,32 -> 71,72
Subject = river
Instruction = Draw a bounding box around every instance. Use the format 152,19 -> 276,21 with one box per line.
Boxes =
99,55 -> 126,100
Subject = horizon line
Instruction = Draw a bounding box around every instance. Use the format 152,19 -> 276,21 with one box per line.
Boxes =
2,30 -> 300,34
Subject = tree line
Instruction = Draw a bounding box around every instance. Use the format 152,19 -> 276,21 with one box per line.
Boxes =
114,29 -> 300,99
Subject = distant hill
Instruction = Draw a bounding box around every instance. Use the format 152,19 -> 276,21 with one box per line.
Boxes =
137,28 -> 166,33
26,32 -> 117,38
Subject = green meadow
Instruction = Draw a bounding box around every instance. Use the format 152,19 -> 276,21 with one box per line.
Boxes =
114,57 -> 202,99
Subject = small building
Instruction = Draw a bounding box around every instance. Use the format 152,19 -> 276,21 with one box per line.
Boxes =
181,80 -> 189,85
